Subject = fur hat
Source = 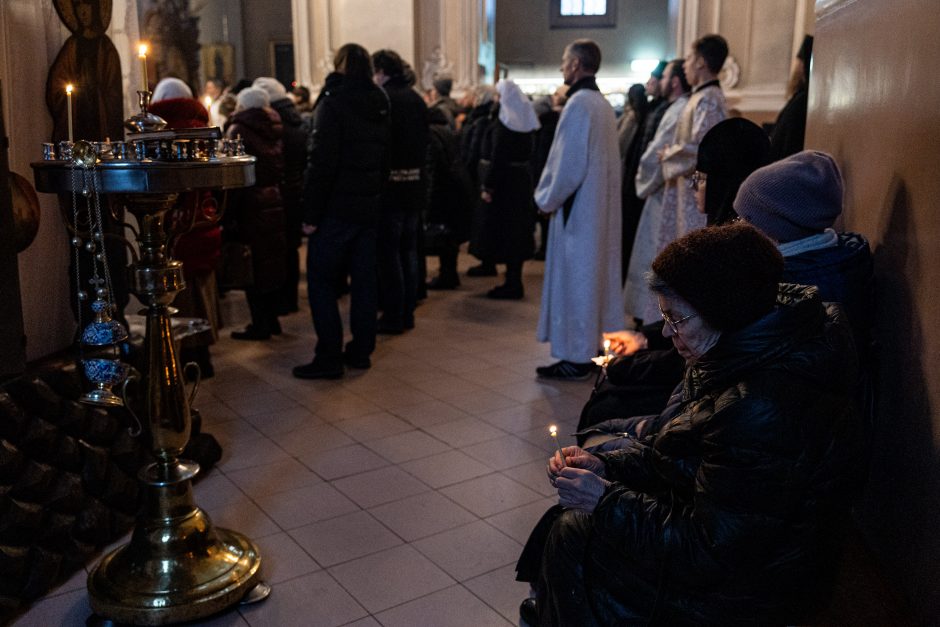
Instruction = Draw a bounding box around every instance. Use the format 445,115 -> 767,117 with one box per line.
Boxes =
235,87 -> 270,112
252,77 -> 288,101
733,150 -> 844,243
650,223 -> 784,331
152,77 -> 193,103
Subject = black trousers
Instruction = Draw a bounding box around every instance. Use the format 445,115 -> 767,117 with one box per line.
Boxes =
306,218 -> 377,364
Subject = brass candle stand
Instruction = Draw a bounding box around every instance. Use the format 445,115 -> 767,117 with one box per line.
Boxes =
32,143 -> 267,624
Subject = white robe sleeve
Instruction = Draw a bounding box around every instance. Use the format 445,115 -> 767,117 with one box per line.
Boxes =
661,91 -> 726,181
634,135 -> 666,200
534,98 -> 590,214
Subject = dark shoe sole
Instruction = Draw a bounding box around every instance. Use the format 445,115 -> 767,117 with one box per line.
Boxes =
292,364 -> 344,379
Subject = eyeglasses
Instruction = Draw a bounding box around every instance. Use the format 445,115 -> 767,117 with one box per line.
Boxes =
689,171 -> 707,191
659,304 -> 696,334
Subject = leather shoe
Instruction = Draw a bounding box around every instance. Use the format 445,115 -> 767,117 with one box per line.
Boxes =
519,598 -> 539,626
486,284 -> 524,300
292,360 -> 343,380
467,263 -> 497,277
427,275 -> 460,290
231,325 -> 270,341
343,352 -> 371,369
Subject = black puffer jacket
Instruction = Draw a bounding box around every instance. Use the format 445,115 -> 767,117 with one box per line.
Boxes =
270,97 -> 308,247
302,72 -> 390,226
580,285 -> 862,625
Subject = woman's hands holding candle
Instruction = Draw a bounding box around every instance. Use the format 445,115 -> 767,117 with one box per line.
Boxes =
546,446 -> 609,513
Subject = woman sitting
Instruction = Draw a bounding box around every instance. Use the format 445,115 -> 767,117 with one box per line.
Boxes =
517,223 -> 862,626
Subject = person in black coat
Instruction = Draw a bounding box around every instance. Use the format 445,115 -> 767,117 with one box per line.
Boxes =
459,86 -> 498,277
293,43 -> 390,379
223,87 -> 287,340
253,77 -> 309,314
518,224 -> 862,626
530,85 -> 567,260
769,35 -> 813,161
425,106 -> 474,289
473,79 -> 539,299
371,49 -> 429,334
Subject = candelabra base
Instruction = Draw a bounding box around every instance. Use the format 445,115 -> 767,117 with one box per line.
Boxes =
87,465 -> 264,625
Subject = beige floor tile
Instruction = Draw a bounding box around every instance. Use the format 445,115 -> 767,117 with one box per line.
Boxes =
328,545 -> 454,614
368,491 -> 477,542
412,520 -> 523,581
485,497 -> 559,545
374,584 -> 513,627
204,496 -> 281,539
445,389 -> 520,416
332,466 -> 430,508
252,532 -> 320,584
252,482 -> 359,530
300,443 -> 390,480
462,435 -> 551,471
400,449 -> 493,488
269,423 -> 355,457
241,406 -> 322,437
288,510 -> 402,567
500,459 -> 559,497
217,436 -> 292,473
390,399 -> 473,428
362,429 -> 452,464
11,588 -> 90,626
441,474 -> 544,518
238,571 -> 367,627
464,564 -> 534,624
224,458 -> 323,500
424,416 -> 508,448
333,411 -> 414,442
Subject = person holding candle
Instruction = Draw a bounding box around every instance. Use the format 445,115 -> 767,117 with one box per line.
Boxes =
516,223 -> 862,626
150,77 -> 222,378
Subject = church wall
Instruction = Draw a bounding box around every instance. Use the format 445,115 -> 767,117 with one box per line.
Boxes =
241,0 -> 294,81
0,0 -> 142,363
494,0 -> 671,81
807,0 -> 940,620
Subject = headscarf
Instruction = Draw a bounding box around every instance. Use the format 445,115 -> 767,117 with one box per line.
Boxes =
235,87 -> 270,112
696,118 -> 771,225
252,77 -> 288,102
152,77 -> 193,103
496,79 -> 540,133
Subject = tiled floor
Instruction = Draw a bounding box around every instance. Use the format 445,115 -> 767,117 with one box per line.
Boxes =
15,251 -> 595,626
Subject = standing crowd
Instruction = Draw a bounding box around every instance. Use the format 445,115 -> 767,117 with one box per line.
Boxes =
154,31 -> 876,625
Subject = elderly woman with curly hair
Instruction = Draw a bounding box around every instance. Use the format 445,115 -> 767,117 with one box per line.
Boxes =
516,223 -> 862,626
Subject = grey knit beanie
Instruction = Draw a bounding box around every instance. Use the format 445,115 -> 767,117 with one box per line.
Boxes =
235,87 -> 270,112
733,150 -> 844,243
252,77 -> 288,102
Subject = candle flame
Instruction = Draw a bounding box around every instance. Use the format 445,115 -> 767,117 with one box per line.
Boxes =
549,425 -> 558,437
204,95 -> 213,108
66,84 -> 73,94
138,43 -> 148,57
603,339 -> 611,350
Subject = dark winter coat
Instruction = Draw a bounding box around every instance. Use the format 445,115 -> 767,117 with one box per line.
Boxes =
425,107 -> 474,242
459,103 -> 493,187
380,75 -> 429,216
471,119 -> 536,263
224,106 -> 286,292
302,72 -> 390,226
270,97 -> 308,248
769,88 -> 808,162
564,285 -> 861,626
148,97 -> 220,277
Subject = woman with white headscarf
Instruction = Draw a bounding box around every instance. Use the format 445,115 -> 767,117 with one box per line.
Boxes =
473,79 -> 540,299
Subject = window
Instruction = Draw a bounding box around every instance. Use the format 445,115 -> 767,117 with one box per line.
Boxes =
551,0 -> 617,28
561,0 -> 607,16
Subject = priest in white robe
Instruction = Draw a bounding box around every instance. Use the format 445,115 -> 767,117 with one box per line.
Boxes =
534,40 -> 623,381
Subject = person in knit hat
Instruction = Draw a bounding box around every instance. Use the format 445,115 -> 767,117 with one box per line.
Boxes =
734,150 -> 843,243
515,221 -> 861,627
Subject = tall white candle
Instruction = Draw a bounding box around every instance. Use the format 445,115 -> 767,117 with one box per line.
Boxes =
65,84 -> 74,142
138,44 -> 149,92
549,425 -> 566,468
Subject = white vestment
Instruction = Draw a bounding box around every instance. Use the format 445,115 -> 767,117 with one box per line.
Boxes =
535,87 -> 623,363
623,85 -> 726,322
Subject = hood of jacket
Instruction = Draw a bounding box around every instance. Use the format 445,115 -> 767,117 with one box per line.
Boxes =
226,106 -> 283,142
270,97 -> 304,128
319,72 -> 389,122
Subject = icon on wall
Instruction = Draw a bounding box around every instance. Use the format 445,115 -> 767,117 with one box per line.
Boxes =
201,43 -> 236,87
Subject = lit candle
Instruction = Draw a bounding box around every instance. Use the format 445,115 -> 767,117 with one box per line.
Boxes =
549,425 -> 566,468
603,338 -> 612,358
138,43 -> 149,92
65,84 -> 74,143
204,95 -> 212,110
